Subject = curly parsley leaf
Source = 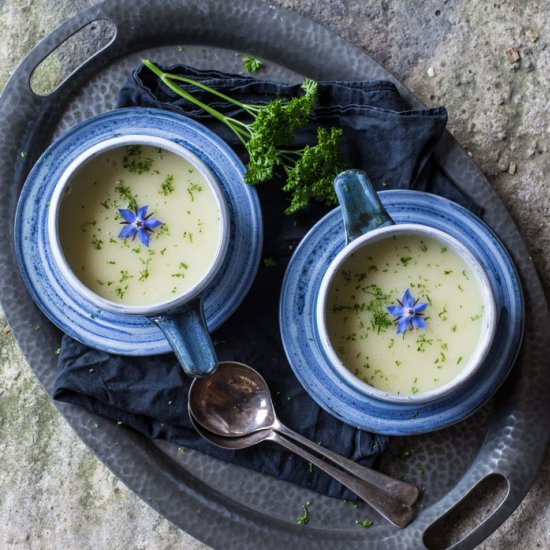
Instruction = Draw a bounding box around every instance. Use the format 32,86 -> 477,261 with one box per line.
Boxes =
283,127 -> 348,214
243,55 -> 263,73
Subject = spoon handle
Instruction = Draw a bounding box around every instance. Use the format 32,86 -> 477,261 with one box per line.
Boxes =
268,431 -> 413,528
274,423 -> 418,506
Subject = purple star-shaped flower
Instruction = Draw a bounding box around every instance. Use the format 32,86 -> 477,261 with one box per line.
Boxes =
386,288 -> 429,334
117,205 -> 163,247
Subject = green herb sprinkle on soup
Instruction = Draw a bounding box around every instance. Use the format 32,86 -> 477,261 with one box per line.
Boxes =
326,234 -> 485,396
58,144 -> 222,306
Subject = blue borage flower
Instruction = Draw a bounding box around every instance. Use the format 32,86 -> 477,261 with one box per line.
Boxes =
386,288 -> 429,334
117,205 -> 163,247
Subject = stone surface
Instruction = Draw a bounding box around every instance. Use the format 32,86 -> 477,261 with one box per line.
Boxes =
0,0 -> 549,548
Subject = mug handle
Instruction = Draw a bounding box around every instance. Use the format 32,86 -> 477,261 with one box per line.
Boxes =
334,169 -> 394,242
148,298 -> 217,378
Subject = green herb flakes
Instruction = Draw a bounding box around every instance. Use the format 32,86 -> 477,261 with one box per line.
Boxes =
398,445 -> 412,460
355,519 -> 373,529
139,258 -> 151,281
115,182 -> 138,210
91,234 -> 103,249
160,174 -> 175,195
243,55 -> 263,73
296,500 -> 312,525
122,145 -> 153,174
187,181 -> 203,201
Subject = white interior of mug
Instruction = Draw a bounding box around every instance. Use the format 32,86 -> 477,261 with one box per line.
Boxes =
316,223 -> 497,403
47,135 -> 230,316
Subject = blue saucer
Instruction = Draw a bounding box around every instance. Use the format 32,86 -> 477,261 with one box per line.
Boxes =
15,108 -> 262,356
279,190 -> 524,435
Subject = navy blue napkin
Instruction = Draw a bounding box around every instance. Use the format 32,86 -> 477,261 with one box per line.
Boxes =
54,63 -> 475,499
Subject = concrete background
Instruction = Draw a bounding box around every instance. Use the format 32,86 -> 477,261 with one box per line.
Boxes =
1,0 -> 549,548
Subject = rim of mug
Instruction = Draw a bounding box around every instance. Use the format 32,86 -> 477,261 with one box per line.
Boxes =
47,134 -> 230,316
315,223 -> 497,404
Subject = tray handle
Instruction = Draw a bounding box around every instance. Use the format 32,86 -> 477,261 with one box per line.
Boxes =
9,7 -> 117,99
421,472 -> 512,549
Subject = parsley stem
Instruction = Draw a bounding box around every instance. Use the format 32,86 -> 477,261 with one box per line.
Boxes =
167,74 -> 259,116
143,61 -> 253,114
144,61 -> 252,147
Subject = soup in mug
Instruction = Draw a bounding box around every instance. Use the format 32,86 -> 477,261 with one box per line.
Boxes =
57,144 -> 223,306
325,233 -> 486,396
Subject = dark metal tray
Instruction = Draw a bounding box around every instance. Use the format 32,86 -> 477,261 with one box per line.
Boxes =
1,1 -> 549,548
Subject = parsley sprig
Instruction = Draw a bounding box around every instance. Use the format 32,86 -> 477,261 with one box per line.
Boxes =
242,55 -> 262,73
142,59 -> 347,213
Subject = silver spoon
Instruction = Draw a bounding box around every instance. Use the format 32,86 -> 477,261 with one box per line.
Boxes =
189,413 -> 415,528
188,363 -> 419,507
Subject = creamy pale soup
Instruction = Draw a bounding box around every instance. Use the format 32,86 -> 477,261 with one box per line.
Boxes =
326,234 -> 485,396
58,144 -> 222,306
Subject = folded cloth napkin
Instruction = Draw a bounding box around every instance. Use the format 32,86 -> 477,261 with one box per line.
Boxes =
54,63 -> 476,499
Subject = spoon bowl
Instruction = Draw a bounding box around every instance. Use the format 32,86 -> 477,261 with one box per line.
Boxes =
188,361 -> 276,436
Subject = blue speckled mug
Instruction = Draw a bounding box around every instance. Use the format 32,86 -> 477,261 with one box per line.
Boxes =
315,170 -> 497,403
48,134 -> 230,378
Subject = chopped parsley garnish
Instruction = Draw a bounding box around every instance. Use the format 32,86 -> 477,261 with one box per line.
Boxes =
296,500 -> 312,525
371,309 -> 392,334
160,174 -> 175,195
122,145 -> 153,174
115,182 -> 139,211
171,262 -> 189,278
119,270 -> 133,283
243,55 -> 263,73
355,519 -> 373,529
115,285 -> 128,299
397,445 -> 413,460
138,258 -> 151,281
187,181 -> 203,201
91,234 -> 103,250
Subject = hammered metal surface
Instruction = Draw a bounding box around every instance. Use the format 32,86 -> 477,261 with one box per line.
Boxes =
0,1 -> 549,549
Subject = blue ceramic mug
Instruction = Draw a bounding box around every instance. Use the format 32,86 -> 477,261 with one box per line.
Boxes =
315,170 -> 497,403
47,134 -> 230,377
